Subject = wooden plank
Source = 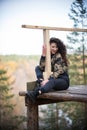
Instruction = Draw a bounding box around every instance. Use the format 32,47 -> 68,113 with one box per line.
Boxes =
19,85 -> 87,103
38,86 -> 87,103
38,91 -> 87,103
66,86 -> 87,95
56,86 -> 87,95
22,25 -> 87,32
43,29 -> 51,79
27,81 -> 37,91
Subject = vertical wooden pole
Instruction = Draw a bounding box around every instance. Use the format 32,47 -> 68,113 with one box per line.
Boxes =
27,99 -> 38,130
27,82 -> 38,130
43,29 -> 51,79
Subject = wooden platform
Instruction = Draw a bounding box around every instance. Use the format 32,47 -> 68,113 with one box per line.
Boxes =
19,83 -> 87,130
38,85 -> 87,103
19,85 -> 87,103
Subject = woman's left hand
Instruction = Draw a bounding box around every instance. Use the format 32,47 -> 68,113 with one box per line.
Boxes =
41,79 -> 49,86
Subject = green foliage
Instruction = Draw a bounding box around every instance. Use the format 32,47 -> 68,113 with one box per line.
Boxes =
68,0 -> 87,27
68,0 -> 87,44
0,66 -> 26,130
68,54 -> 87,85
57,102 -> 87,130
67,0 -> 87,85
67,0 -> 87,84
39,104 -> 58,130
39,102 -> 87,130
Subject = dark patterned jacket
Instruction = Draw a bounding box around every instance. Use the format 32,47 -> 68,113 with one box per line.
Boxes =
39,53 -> 69,84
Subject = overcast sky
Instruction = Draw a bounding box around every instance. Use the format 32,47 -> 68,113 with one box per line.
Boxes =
0,0 -> 76,55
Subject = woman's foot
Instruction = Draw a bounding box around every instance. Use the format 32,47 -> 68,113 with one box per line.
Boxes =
26,89 -> 42,103
26,91 -> 36,103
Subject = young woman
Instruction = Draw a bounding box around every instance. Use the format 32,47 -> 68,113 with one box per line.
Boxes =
26,37 -> 70,103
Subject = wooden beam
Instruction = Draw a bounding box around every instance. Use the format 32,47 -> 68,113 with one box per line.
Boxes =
22,25 -> 87,32
43,29 -> 51,79
38,91 -> 87,103
19,86 -> 87,103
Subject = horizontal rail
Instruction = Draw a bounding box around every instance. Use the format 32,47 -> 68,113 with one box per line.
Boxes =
22,25 -> 87,32
19,86 -> 87,103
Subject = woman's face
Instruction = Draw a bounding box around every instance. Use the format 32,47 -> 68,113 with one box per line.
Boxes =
50,42 -> 58,54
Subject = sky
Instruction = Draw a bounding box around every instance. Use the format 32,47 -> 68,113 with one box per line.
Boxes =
0,0 -> 76,55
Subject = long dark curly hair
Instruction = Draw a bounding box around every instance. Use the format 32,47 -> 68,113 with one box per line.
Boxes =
49,37 -> 68,66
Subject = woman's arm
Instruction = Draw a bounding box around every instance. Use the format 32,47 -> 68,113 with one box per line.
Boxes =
39,45 -> 46,71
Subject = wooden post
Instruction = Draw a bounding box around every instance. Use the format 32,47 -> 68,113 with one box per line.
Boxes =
27,81 -> 38,130
43,29 -> 51,79
27,99 -> 38,130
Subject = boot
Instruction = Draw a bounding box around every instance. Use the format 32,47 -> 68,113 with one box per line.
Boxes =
26,89 -> 42,103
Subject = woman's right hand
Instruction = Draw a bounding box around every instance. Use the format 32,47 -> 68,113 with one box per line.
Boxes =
42,44 -> 46,56
41,79 -> 49,86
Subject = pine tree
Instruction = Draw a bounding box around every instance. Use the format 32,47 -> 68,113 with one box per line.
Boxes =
67,0 -> 87,85
0,62 -> 25,130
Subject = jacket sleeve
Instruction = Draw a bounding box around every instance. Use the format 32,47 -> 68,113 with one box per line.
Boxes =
49,57 -> 68,79
39,56 -> 46,71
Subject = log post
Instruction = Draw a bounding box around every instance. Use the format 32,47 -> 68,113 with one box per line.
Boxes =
26,81 -> 38,130
27,99 -> 38,130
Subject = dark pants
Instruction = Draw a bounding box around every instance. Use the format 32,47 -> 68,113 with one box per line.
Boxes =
35,65 -> 44,80
35,66 -> 69,93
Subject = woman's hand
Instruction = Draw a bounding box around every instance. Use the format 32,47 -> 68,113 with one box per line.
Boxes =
42,44 -> 47,56
41,79 -> 49,86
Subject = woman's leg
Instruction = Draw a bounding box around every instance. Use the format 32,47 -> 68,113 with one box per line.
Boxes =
35,66 -> 43,80
26,78 -> 69,103
40,78 -> 69,93
35,66 -> 44,85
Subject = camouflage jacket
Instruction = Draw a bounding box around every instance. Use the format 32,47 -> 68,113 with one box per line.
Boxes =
39,53 -> 68,79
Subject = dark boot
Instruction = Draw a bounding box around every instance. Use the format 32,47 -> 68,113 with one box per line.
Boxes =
26,89 -> 42,103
